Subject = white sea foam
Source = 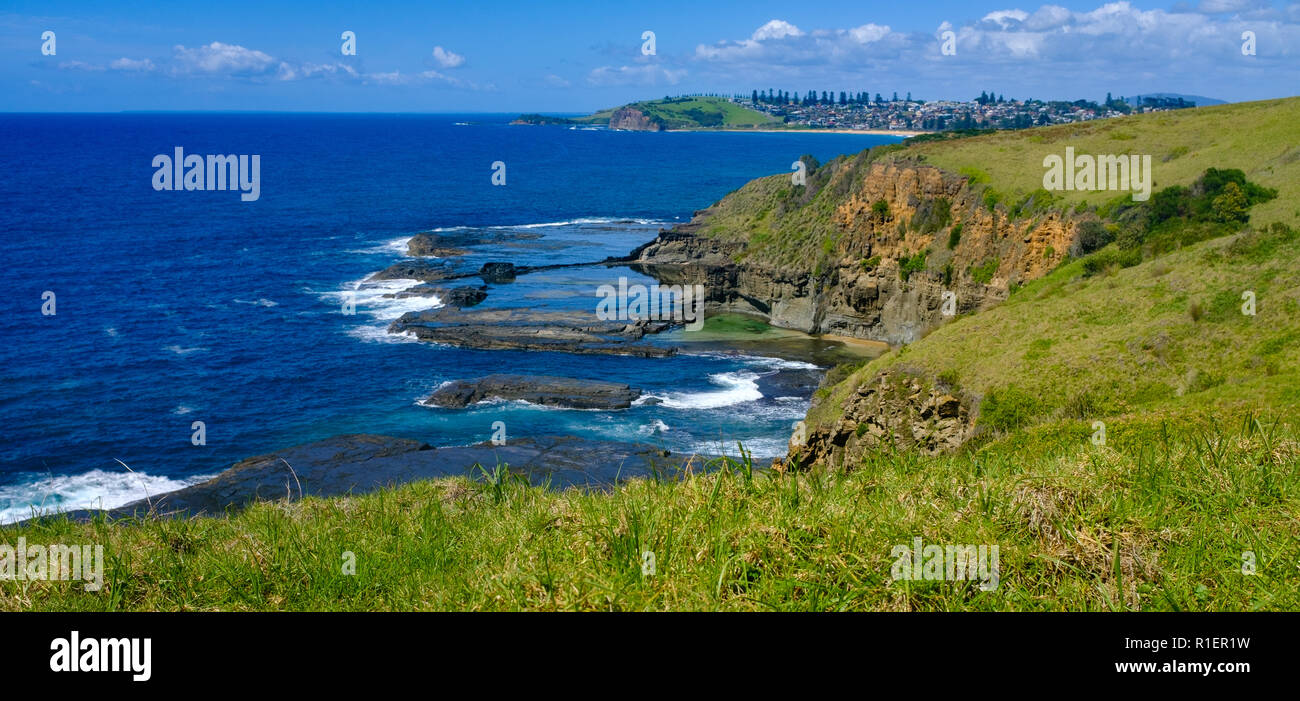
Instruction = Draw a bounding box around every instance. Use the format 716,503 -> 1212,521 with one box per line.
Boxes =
0,469 -> 212,525
681,351 -> 821,371
688,436 -> 791,459
325,276 -> 445,323
164,345 -> 207,356
234,298 -> 279,308
639,371 -> 763,410
637,419 -> 672,435
347,325 -> 420,344
424,217 -> 663,233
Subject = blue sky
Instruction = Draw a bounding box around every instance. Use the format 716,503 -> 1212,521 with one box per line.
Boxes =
3,0 -> 1297,112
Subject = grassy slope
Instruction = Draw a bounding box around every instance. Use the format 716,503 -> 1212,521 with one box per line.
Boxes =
679,97 -> 1300,271
912,97 -> 1300,228
628,96 -> 781,129
7,413 -> 1298,611
808,224 -> 1300,432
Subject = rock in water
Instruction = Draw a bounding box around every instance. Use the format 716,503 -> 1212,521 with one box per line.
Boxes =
478,262 -> 518,284
405,233 -> 470,258
425,374 -> 641,410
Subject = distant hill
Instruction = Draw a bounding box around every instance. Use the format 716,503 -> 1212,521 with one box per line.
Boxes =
1123,93 -> 1226,107
513,96 -> 780,131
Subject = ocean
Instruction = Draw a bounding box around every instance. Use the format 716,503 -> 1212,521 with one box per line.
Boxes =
0,113 -> 900,523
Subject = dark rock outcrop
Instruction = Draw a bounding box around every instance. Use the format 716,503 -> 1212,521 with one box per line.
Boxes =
425,374 -> 641,410
788,368 -> 975,469
43,434 -> 703,521
383,284 -> 487,308
369,260 -> 457,283
390,306 -> 676,357
478,262 -> 518,284
406,233 -> 470,258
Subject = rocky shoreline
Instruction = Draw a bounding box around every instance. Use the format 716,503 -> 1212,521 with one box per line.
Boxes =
33,434 -> 703,523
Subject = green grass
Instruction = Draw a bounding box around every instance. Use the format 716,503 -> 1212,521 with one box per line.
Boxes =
626,96 -> 780,129
806,221 -> 1300,435
678,97 -> 1300,274
913,97 -> 1300,229
5,414 -> 1297,611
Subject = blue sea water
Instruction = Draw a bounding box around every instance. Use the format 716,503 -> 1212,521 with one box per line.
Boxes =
0,113 -> 900,522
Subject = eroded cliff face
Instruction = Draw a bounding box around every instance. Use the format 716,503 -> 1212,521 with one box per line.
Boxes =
787,368 -> 976,468
609,107 -> 661,131
631,157 -> 1085,467
632,160 -> 1081,345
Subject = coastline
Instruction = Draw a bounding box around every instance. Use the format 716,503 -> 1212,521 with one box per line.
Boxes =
666,127 -> 929,137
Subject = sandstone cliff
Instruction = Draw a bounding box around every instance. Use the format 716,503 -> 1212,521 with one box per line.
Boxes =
632,156 -> 1084,345
608,107 -> 662,131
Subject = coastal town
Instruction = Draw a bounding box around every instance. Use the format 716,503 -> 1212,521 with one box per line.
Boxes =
734,90 -> 1199,132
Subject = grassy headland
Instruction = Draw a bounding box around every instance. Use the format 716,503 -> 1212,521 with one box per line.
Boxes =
516,96 -> 780,130
6,98 -> 1300,612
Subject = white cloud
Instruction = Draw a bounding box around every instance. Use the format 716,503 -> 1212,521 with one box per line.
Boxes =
982,9 -> 1031,29
1195,0 -> 1267,13
58,60 -> 105,72
586,64 -> 686,87
110,57 -> 155,72
359,68 -> 489,90
173,42 -> 274,75
277,62 -> 359,81
847,23 -> 891,44
695,18 -> 903,64
686,3 -> 1298,102
432,46 -> 465,68
752,19 -> 804,40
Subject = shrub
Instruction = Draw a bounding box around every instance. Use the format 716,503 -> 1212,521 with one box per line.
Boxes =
947,223 -> 963,250
979,386 -> 1039,433
1211,181 -> 1249,223
1080,247 -> 1142,277
899,251 -> 928,282
871,199 -> 891,220
1070,220 -> 1114,257
969,258 -> 998,284
912,197 -> 952,235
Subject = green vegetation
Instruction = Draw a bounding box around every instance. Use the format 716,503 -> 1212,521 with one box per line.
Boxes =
7,99 -> 1300,613
947,223 -> 963,250
808,220 -> 1300,441
6,413 -> 1297,611
898,251 -> 928,282
626,96 -> 781,129
518,97 -> 780,130
913,97 -> 1300,229
969,258 -> 999,284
